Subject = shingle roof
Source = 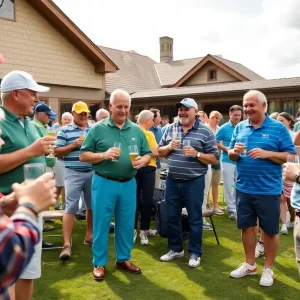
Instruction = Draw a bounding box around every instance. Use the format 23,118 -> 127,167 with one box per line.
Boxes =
98,46 -> 161,94
131,77 -> 300,99
154,55 -> 264,87
213,56 -> 264,81
154,58 -> 203,87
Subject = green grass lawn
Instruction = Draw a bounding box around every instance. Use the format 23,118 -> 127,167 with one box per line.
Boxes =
33,198 -> 300,300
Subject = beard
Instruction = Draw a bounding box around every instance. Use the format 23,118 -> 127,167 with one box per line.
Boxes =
179,117 -> 189,125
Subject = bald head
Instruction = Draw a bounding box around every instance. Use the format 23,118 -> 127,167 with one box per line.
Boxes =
96,108 -> 109,121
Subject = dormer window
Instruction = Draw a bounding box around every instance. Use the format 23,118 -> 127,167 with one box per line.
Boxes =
208,69 -> 217,81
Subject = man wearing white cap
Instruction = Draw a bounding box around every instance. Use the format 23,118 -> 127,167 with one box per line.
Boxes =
0,70 -> 55,300
158,98 -> 219,268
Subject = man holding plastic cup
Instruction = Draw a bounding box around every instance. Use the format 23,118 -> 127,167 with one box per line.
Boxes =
0,70 -> 55,300
158,98 -> 219,268
228,90 -> 296,287
80,89 -> 151,281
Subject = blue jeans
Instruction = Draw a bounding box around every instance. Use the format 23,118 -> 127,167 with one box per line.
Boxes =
165,175 -> 205,257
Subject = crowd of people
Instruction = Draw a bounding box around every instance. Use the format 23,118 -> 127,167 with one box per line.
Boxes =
0,68 -> 300,299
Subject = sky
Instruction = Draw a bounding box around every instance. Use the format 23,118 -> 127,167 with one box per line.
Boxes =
53,0 -> 300,80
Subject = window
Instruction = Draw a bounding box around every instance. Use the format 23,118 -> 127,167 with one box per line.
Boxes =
0,0 -> 15,21
208,69 -> 217,81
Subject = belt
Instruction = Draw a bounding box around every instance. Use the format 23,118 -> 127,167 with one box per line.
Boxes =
66,168 -> 92,173
95,171 -> 132,183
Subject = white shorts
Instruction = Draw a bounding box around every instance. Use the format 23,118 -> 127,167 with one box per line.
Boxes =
19,214 -> 43,279
53,159 -> 65,187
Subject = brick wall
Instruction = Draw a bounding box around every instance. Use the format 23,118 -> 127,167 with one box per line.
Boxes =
0,0 -> 103,89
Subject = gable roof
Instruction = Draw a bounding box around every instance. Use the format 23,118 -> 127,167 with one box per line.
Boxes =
99,46 -> 161,94
27,0 -> 117,74
155,54 -> 264,88
131,77 -> 300,99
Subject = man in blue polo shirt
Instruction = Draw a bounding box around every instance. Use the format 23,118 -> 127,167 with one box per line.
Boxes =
55,101 -> 93,260
228,90 -> 296,287
216,105 -> 243,221
158,98 -> 219,268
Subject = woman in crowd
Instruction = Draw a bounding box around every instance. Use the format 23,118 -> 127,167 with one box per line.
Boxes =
53,112 -> 73,210
134,110 -> 159,245
277,112 -> 296,234
204,111 -> 224,215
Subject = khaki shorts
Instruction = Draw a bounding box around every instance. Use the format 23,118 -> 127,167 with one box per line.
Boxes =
211,168 -> 221,185
19,214 -> 43,279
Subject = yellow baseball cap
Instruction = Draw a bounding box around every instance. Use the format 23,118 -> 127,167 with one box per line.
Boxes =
72,101 -> 90,114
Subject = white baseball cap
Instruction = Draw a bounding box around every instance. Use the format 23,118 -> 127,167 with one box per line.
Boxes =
0,70 -> 50,93
174,98 -> 198,110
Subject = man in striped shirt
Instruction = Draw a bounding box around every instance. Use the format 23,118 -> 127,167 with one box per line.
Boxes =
228,90 -> 296,286
55,101 -> 93,260
158,98 -> 219,268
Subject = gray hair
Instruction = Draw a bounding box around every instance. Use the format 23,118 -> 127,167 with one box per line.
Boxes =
137,110 -> 154,124
110,89 -> 131,105
243,90 -> 268,113
96,108 -> 109,119
61,112 -> 73,120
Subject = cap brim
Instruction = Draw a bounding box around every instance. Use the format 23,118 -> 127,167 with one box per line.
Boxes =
30,83 -> 50,93
46,111 -> 57,117
74,109 -> 90,114
174,102 -> 194,109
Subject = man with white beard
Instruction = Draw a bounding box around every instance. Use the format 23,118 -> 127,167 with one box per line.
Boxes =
158,98 -> 219,268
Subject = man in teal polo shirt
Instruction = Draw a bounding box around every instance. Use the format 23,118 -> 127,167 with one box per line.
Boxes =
31,103 -> 57,169
80,89 -> 151,281
0,70 -> 55,300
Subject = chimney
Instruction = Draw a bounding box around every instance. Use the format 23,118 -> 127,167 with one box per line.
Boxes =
160,36 -> 173,62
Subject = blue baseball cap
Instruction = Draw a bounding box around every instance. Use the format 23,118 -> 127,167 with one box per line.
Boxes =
174,98 -> 198,110
34,103 -> 56,116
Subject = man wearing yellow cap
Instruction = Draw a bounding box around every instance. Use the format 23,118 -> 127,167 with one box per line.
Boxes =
54,101 -> 93,260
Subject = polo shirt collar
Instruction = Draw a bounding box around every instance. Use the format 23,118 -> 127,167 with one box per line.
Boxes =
176,117 -> 199,130
33,118 -> 47,129
228,120 -> 235,127
71,121 -> 91,130
0,105 -> 19,121
106,116 -> 132,130
245,114 -> 270,129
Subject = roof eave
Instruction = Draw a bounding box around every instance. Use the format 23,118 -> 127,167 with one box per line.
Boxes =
26,0 -> 118,74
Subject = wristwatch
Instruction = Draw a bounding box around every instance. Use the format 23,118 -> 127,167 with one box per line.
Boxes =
295,172 -> 300,184
196,152 -> 201,158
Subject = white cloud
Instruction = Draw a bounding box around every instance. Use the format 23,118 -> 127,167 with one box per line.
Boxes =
54,0 -> 300,79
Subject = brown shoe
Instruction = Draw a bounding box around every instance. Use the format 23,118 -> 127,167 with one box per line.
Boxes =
116,260 -> 141,274
84,237 -> 93,246
60,245 -> 71,260
93,266 -> 105,281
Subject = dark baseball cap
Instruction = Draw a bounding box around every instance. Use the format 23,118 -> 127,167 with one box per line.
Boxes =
34,103 -> 56,116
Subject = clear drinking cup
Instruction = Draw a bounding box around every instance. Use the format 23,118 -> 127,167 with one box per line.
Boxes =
24,163 -> 46,181
112,142 -> 121,162
128,145 -> 139,162
239,137 -> 248,156
182,140 -> 191,156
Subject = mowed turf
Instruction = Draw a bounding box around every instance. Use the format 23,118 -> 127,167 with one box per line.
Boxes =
33,194 -> 299,300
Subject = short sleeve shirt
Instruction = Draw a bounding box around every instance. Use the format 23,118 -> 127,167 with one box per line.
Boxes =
229,115 -> 296,195
80,117 -> 151,178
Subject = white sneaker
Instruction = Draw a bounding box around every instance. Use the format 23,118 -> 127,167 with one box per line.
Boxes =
144,229 -> 157,236
133,230 -> 137,244
280,224 -> 288,235
259,268 -> 274,287
188,254 -> 201,268
230,263 -> 257,278
286,221 -> 294,229
255,242 -> 265,258
140,231 -> 149,245
160,250 -> 184,262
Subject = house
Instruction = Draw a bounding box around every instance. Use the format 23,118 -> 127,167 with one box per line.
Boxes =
0,0 -> 117,117
100,37 -> 300,120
